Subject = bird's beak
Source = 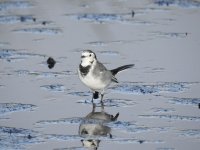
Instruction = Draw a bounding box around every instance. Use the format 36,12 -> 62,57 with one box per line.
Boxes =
81,55 -> 86,58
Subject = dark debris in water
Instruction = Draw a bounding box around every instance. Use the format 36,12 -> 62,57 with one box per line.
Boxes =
0,126 -> 43,149
47,57 -> 56,69
111,82 -> 190,95
0,103 -> 37,116
13,28 -> 62,35
40,84 -> 66,92
154,0 -> 200,8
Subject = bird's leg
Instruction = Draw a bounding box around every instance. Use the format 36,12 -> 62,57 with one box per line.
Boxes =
92,91 -> 99,102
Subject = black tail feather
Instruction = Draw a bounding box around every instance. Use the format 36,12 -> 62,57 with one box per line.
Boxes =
111,64 -> 134,76
112,112 -> 119,121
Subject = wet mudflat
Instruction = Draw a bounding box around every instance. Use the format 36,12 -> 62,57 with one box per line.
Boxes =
0,0 -> 200,149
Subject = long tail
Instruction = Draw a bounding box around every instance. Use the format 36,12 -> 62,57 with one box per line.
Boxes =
111,112 -> 119,121
111,64 -> 134,76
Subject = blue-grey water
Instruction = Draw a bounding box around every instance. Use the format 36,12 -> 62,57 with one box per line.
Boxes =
0,0 -> 200,149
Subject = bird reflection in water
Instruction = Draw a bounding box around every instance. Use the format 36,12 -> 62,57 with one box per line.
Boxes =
79,101 -> 119,149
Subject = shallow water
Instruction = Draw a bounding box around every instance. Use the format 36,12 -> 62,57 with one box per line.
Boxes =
0,0 -> 200,150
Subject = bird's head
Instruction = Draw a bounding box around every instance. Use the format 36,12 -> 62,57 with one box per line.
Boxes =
81,50 -> 97,67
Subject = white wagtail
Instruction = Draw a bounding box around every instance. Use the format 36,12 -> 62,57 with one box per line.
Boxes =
78,50 -> 134,102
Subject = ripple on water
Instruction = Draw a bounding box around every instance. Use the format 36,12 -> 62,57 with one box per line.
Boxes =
0,1 -> 33,11
151,107 -> 175,113
0,49 -> 45,62
179,129 -> 200,138
150,31 -> 188,39
0,126 -> 43,149
14,70 -> 71,78
110,138 -> 164,144
0,15 -> 35,24
40,84 -> 66,92
153,0 -> 200,8
13,28 -> 62,35
111,82 -> 191,95
168,98 -> 200,106
77,98 -> 137,108
139,114 -> 200,121
65,12 -> 153,25
36,117 -> 83,126
0,103 -> 37,117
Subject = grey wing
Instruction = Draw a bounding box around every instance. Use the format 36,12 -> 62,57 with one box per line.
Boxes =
93,61 -> 107,76
97,61 -> 107,72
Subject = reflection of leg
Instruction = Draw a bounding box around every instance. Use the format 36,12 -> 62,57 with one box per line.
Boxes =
100,94 -> 104,103
100,100 -> 104,112
92,101 -> 96,113
91,94 -> 94,102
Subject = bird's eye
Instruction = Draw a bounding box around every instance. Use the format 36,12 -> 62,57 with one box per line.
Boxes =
89,54 -> 92,57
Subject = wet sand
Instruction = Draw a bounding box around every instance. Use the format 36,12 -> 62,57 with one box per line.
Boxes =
0,0 -> 200,149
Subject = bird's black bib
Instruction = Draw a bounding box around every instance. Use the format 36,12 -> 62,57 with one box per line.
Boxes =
79,64 -> 91,76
